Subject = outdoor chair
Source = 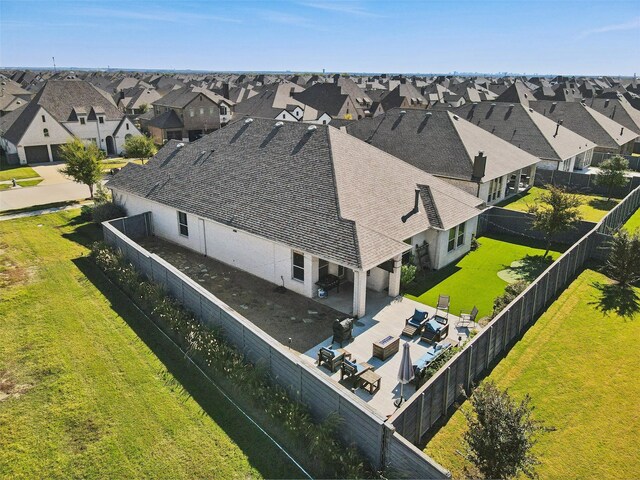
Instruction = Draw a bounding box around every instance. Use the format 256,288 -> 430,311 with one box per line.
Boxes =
457,306 -> 478,327
402,309 -> 428,337
317,347 -> 345,373
332,318 -> 354,346
432,294 -> 450,324
412,341 -> 452,387
340,358 -> 372,383
421,317 -> 450,344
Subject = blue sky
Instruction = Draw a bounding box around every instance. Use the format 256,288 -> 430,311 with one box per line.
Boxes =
1,0 -> 638,75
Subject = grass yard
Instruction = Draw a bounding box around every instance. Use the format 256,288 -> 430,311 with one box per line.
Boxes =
0,178 -> 45,190
0,164 -> 40,182
498,186 -> 619,223
424,268 -> 640,479
101,158 -> 145,171
0,211 -> 300,479
404,234 -> 561,319
623,206 -> 640,232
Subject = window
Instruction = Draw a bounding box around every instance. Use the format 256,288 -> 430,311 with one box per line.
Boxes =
447,222 -> 467,252
292,252 -> 305,281
209,107 -> 214,115
80,117 -> 86,125
318,259 -> 329,279
99,117 -> 104,124
42,115 -> 46,122
199,107 -> 204,115
43,128 -> 49,137
220,105 -> 228,116
189,108 -> 194,117
125,123 -> 129,130
337,265 -> 345,278
488,176 -> 503,202
177,211 -> 189,237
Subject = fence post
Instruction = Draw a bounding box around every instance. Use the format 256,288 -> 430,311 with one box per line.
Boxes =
442,367 -> 451,416
418,393 -> 426,441
466,346 -> 474,392
485,327 -> 493,369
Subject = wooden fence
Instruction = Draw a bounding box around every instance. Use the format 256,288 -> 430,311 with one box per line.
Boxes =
535,168 -> 640,198
389,183 -> 640,445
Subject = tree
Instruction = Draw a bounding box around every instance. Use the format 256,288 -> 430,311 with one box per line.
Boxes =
605,228 -> 640,286
594,155 -> 629,201
462,382 -> 550,479
527,186 -> 582,257
59,138 -> 104,198
139,103 -> 149,113
123,135 -> 157,164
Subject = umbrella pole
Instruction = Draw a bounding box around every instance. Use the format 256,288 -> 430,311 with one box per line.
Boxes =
394,383 -> 404,407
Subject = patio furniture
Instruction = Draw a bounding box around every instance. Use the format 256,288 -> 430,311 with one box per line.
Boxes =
412,341 -> 452,387
458,306 -> 478,327
421,317 -> 449,344
340,359 -> 372,382
317,346 -> 348,372
359,369 -> 381,394
433,294 -> 450,323
402,309 -> 428,337
316,274 -> 341,295
332,318 -> 354,346
373,335 -> 400,360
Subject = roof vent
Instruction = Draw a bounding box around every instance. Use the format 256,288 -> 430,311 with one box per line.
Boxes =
425,112 -> 432,116
490,103 -> 496,107
275,121 -> 284,127
452,114 -> 459,120
552,102 -> 557,106
509,104 -> 514,107
244,118 -> 254,124
307,125 -> 317,132
529,108 -> 533,112
176,142 -> 185,148
400,110 -> 407,115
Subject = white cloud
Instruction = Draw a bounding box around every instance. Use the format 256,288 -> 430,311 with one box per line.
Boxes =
76,7 -> 242,24
579,17 -> 640,38
298,1 -> 383,18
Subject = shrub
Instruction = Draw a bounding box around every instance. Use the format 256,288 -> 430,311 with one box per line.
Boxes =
89,242 -> 371,478
91,202 -> 126,224
492,281 -> 528,318
400,263 -> 418,287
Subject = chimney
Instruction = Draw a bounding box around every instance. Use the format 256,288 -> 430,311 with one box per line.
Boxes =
472,151 -> 487,180
401,188 -> 421,223
554,119 -> 563,137
222,82 -> 230,100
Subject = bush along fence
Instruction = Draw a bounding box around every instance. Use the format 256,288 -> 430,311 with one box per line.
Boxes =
90,241 -> 368,479
388,183 -> 640,447
534,168 -> 640,199
102,215 -> 449,479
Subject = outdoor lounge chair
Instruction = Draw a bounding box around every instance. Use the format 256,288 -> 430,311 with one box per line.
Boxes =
421,317 -> 450,344
402,309 -> 428,337
340,358 -> 372,383
332,318 -> 354,346
433,294 -> 450,323
412,341 -> 452,387
457,306 -> 478,327
317,347 -> 345,372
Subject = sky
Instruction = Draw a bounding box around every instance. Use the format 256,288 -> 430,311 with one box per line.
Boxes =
1,0 -> 639,75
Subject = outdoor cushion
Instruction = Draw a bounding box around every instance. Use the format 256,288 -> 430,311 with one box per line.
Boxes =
408,309 -> 428,327
319,346 -> 336,358
343,359 -> 366,374
413,341 -> 452,370
425,318 -> 445,333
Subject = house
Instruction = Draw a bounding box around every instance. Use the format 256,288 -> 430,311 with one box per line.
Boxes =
346,109 -> 540,204
148,87 -> 234,142
529,100 -> 638,160
292,83 -> 358,120
106,118 -> 484,317
0,80 -> 141,164
584,95 -> 640,154
455,102 -> 596,171
0,77 -> 33,115
117,87 -> 162,115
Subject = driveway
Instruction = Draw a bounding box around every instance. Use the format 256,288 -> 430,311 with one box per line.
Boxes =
0,162 -> 95,211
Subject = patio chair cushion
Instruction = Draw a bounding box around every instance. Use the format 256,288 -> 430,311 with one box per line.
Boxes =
408,309 -> 428,327
425,318 -> 445,333
413,341 -> 452,370
319,346 -> 337,359
343,359 -> 366,374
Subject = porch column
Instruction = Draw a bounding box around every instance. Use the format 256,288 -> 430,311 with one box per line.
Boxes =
388,254 -> 402,297
514,168 -> 522,194
352,269 -> 367,318
46,144 -> 54,162
303,254 -> 317,297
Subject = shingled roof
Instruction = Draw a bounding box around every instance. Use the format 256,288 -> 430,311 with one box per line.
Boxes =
107,118 -> 483,270
346,108 -> 540,184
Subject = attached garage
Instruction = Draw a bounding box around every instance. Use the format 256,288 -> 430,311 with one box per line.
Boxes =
24,145 -> 50,164
51,144 -> 66,162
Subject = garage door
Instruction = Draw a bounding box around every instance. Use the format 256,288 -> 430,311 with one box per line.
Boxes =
24,145 -> 50,164
51,144 -> 66,162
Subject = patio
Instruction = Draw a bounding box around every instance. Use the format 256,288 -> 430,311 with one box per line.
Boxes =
302,296 -> 478,417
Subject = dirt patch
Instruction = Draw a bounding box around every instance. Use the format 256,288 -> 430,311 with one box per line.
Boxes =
0,242 -> 33,288
66,417 -> 103,453
139,237 -> 347,353
0,370 -> 32,401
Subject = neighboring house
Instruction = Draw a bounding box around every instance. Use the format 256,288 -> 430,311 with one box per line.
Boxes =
107,118 -> 484,317
117,87 -> 162,115
346,109 -> 540,204
0,77 -> 33,115
292,83 -> 359,120
0,80 -> 141,164
455,102 -> 597,171
148,87 -> 234,142
379,83 -> 428,111
529,100 -> 638,159
584,95 -> 640,153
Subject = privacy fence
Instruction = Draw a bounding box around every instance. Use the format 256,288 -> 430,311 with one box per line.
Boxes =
534,168 -> 640,198
389,184 -> 640,446
102,215 -> 448,479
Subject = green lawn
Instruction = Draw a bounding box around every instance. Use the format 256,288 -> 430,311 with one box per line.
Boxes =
498,186 -> 619,223
0,164 -> 40,182
0,211 -> 300,479
424,268 -> 640,479
623,207 -> 640,232
404,235 -> 561,320
101,159 -> 145,171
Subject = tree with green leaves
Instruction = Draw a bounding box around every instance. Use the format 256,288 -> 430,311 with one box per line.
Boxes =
527,186 -> 582,257
605,228 -> 640,287
123,135 -> 157,164
462,381 -> 550,479
59,138 -> 104,198
595,155 -> 629,201
139,103 -> 149,113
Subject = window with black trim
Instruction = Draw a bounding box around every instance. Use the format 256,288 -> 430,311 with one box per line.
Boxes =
318,259 -> 328,279
447,221 -> 467,252
43,128 -> 49,137
80,117 -> 86,125
177,211 -> 189,237
42,115 -> 46,122
292,252 -> 304,281
99,117 -> 104,124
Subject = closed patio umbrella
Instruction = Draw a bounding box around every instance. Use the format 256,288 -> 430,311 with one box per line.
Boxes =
395,342 -> 414,407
